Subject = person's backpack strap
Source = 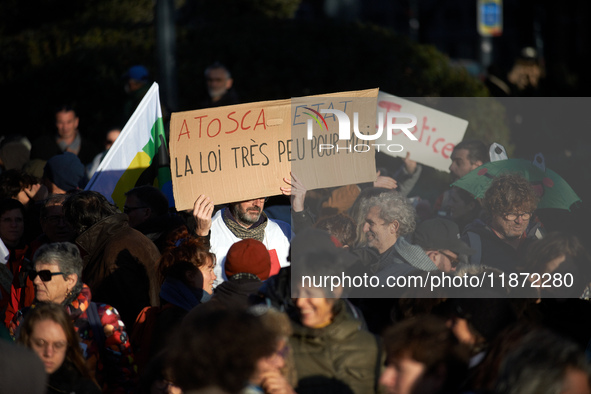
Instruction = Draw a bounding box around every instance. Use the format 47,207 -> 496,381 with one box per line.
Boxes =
87,301 -> 105,351
131,304 -> 174,374
131,305 -> 154,350
467,231 -> 482,265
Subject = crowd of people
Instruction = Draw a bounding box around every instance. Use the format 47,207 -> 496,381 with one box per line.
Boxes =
0,65 -> 590,394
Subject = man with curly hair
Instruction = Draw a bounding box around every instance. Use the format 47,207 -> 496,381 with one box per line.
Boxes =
355,191 -> 442,282
462,173 -> 543,273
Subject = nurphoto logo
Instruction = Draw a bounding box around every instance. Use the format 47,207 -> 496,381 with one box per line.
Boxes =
304,107 -> 418,153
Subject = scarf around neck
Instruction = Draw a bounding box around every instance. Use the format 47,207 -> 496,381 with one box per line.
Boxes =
57,131 -> 81,155
160,277 -> 209,311
222,207 -> 268,242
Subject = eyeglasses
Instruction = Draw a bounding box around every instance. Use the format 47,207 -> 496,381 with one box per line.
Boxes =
502,212 -> 533,221
31,338 -> 67,353
438,250 -> 460,267
123,206 -> 147,214
28,270 -> 65,282
275,343 -> 289,359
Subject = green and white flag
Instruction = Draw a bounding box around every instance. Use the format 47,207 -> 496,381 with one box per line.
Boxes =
85,82 -> 173,209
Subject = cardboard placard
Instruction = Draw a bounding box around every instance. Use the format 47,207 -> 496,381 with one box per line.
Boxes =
170,89 -> 379,210
376,92 -> 469,172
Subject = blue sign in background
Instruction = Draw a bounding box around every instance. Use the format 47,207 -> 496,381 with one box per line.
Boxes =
482,3 -> 501,26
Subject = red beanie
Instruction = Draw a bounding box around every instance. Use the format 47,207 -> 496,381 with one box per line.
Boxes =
225,239 -> 271,280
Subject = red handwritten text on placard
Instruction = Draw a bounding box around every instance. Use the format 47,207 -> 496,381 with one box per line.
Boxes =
176,109 -> 266,141
377,100 -> 455,159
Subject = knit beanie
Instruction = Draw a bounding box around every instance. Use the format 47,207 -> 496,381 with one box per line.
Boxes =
43,152 -> 84,192
225,239 -> 271,280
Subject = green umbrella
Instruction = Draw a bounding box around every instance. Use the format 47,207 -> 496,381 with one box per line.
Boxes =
451,158 -> 582,211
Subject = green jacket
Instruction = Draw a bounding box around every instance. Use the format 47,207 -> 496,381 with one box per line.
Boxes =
290,300 -> 383,394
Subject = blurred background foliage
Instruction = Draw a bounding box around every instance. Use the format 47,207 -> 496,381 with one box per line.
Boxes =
1,0 -> 588,205
1,0 -> 498,141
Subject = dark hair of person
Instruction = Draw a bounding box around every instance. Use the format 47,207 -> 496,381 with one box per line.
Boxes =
522,232 -> 591,296
453,140 -> 489,165
494,328 -> 590,394
54,104 -> 77,116
125,185 -> 169,217
469,321 -> 537,391
447,186 -> 483,231
0,169 -> 38,200
248,305 -> 297,387
314,213 -> 357,247
18,303 -> 95,382
397,297 -> 448,320
383,314 -> 470,393
482,173 -> 538,217
0,198 -> 26,218
450,186 -> 480,207
524,232 -> 589,271
63,190 -> 120,235
204,61 -> 232,79
158,226 -> 215,285
167,308 -> 276,393
40,194 -> 69,219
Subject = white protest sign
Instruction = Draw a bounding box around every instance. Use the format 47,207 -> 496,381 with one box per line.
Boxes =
376,92 -> 469,172
0,237 -> 8,265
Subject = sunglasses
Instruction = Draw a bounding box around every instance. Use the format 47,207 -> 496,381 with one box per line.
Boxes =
438,250 -> 460,268
28,270 -> 65,282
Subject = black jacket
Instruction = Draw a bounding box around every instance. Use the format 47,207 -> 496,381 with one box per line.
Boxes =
47,362 -> 101,394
